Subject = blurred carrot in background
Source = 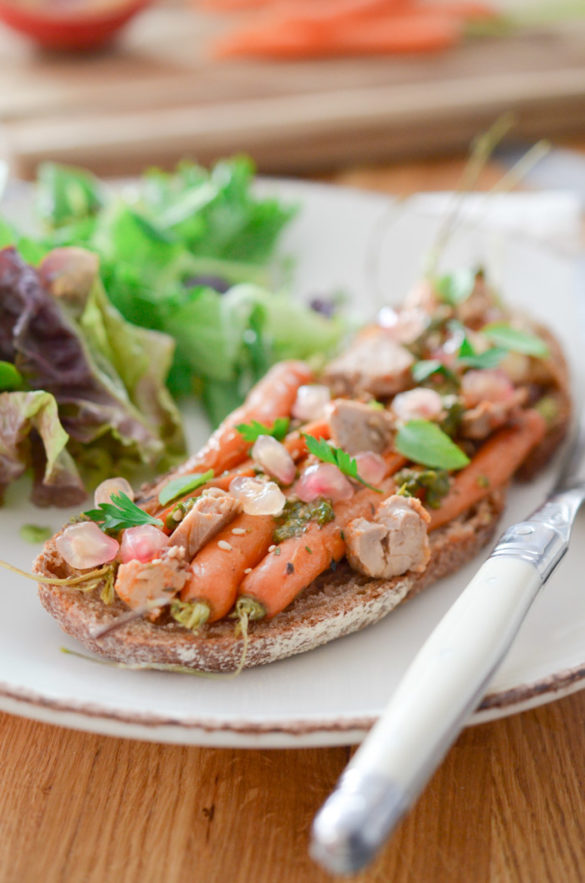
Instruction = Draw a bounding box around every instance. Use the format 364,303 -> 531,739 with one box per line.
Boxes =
206,0 -> 497,59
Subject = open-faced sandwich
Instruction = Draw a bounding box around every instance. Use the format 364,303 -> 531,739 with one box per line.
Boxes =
35,264 -> 570,672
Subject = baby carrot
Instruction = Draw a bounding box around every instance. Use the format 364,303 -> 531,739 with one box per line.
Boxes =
150,360 -> 312,502
429,409 -> 546,531
214,8 -> 461,59
179,513 -> 276,622
237,453 -> 406,620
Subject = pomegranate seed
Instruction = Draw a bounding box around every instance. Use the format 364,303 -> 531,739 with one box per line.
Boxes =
56,522 -> 119,570
119,525 -> 169,564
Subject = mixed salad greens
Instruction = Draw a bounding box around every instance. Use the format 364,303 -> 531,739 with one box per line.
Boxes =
0,157 -> 345,506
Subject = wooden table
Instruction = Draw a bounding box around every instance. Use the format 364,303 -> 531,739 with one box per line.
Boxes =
2,154 -> 585,883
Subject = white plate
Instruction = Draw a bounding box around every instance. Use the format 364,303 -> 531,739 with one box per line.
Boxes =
0,180 -> 583,748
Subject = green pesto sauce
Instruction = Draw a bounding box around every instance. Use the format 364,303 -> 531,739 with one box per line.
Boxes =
395,467 -> 451,510
440,394 -> 465,438
273,498 -> 335,543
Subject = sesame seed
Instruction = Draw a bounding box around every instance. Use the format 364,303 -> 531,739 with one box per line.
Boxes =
231,527 -> 246,535
244,567 -> 252,574
286,562 -> 295,574
268,544 -> 276,552
218,540 -> 233,551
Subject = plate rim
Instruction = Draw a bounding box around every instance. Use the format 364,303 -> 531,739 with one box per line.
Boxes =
0,657 -> 583,744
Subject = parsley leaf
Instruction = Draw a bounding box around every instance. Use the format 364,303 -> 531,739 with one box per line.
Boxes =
481,323 -> 549,358
395,420 -> 470,471
84,492 -> 163,534
158,469 -> 215,506
236,417 -> 290,443
303,435 -> 382,492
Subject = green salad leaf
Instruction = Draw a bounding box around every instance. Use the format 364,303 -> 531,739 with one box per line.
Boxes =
158,469 -> 215,507
85,492 -> 163,534
9,158 -> 345,427
0,361 -> 23,391
0,390 -> 86,507
395,420 -> 470,471
20,524 -> 53,544
304,435 -> 382,492
236,417 -> 290,443
481,323 -> 549,358
37,163 -> 104,228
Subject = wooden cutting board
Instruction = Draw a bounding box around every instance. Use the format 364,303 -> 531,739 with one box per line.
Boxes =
2,6 -> 585,177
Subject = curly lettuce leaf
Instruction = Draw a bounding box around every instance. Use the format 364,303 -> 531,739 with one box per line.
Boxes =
78,274 -> 185,466
0,390 -> 86,506
36,163 -> 104,229
0,246 -> 185,495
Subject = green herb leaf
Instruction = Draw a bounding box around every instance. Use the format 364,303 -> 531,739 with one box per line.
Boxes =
412,360 -> 452,383
395,420 -> 470,471
451,323 -> 507,370
481,323 -> 549,358
435,269 -> 476,307
236,417 -> 290,443
20,524 -> 53,544
84,492 -> 163,534
303,435 -> 382,492
158,469 -> 215,506
0,361 -> 24,391
458,346 -> 508,370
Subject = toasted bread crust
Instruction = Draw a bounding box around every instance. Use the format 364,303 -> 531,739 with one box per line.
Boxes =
36,490 -> 506,672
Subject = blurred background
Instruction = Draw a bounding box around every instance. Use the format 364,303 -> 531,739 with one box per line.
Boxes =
1,0 -> 585,180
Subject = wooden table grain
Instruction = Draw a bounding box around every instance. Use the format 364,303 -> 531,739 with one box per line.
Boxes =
2,154 -> 585,883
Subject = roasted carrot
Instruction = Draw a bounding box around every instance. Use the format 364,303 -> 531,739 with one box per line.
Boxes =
433,1 -> 496,21
237,452 -> 407,619
327,10 -> 461,55
214,20 -> 319,58
429,409 -> 546,531
151,361 -> 312,501
180,513 -> 276,622
214,9 -> 461,58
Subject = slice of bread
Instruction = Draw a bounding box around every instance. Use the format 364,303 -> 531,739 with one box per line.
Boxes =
35,489 -> 506,672
33,318 -> 571,674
